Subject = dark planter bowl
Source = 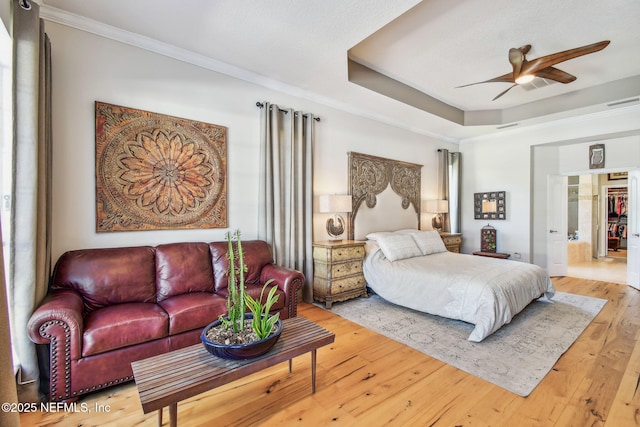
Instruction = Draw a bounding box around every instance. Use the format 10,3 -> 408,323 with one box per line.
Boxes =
201,314 -> 283,360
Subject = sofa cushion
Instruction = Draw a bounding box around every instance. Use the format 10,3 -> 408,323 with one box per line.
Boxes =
158,292 -> 228,335
82,303 -> 168,357
156,242 -> 215,301
209,240 -> 274,291
52,246 -> 157,311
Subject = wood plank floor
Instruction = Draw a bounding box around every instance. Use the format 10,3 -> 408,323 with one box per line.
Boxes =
20,277 -> 640,427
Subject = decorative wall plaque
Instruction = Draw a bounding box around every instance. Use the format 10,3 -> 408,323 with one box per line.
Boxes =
95,101 -> 227,232
589,144 -> 605,169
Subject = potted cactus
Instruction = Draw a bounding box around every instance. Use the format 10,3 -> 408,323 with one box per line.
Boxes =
201,230 -> 283,359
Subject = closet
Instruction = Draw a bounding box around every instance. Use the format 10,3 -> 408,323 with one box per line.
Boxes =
607,187 -> 628,251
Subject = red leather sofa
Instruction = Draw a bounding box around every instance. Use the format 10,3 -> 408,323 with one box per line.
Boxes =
27,240 -> 304,402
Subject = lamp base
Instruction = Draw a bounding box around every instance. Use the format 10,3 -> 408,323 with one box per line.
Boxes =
326,215 -> 345,239
431,213 -> 443,231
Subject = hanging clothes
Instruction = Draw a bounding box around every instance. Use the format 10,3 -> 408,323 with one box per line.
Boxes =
607,190 -> 627,216
607,188 -> 628,248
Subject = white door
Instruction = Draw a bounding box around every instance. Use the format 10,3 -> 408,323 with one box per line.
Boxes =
591,195 -> 599,259
627,169 -> 639,290
547,175 -> 568,276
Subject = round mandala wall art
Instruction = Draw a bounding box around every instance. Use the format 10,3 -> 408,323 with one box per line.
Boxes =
95,101 -> 227,231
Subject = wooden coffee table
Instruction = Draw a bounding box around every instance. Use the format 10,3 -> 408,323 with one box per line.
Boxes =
131,316 -> 335,427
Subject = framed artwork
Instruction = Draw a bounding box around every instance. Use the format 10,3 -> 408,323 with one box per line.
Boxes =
474,191 -> 506,220
95,101 -> 227,232
589,144 -> 605,169
608,172 -> 628,180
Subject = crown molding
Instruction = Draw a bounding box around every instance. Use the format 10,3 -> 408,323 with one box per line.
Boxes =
39,5 -> 459,144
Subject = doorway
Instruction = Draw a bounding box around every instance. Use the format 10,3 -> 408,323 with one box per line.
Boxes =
566,173 -> 627,284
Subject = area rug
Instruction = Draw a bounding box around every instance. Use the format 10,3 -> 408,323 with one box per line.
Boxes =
328,292 -> 606,396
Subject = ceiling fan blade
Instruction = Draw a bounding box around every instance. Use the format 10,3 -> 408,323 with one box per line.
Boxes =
492,84 -> 517,101
456,72 -> 513,88
534,67 -> 577,84
522,40 -> 610,76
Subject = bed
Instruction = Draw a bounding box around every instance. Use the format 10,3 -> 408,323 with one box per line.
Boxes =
346,152 -> 555,342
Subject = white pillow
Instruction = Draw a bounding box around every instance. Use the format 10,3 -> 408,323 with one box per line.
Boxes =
365,231 -> 394,241
376,234 -> 422,261
366,229 -> 416,241
410,231 -> 448,255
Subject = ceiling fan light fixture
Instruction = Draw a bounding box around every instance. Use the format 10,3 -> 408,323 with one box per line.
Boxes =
515,74 -> 535,85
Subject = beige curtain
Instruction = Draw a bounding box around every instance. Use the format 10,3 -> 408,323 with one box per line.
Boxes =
8,0 -> 52,403
438,149 -> 461,233
258,103 -> 314,302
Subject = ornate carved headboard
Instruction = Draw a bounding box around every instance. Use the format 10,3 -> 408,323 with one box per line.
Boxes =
347,152 -> 422,240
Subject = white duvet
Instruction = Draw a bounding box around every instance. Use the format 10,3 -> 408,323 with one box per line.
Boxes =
363,243 -> 555,342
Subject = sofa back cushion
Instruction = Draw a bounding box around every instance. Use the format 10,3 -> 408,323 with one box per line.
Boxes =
209,240 -> 273,291
51,246 -> 156,311
155,242 -> 214,301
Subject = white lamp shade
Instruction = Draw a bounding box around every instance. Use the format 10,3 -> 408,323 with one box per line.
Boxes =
423,199 -> 448,213
319,195 -> 352,213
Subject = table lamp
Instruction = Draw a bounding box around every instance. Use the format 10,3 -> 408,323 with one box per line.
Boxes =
319,195 -> 352,239
424,199 -> 449,231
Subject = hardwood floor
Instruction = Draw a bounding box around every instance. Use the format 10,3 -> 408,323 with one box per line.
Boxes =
20,277 -> 640,427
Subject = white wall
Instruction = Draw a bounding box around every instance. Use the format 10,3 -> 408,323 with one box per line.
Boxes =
47,22 -> 455,261
459,136 -> 535,259
460,109 -> 640,266
558,136 -> 640,174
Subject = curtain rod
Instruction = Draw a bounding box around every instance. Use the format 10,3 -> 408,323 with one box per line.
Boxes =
256,102 -> 320,122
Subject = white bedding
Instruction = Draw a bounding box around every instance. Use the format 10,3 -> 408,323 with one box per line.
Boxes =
363,240 -> 555,342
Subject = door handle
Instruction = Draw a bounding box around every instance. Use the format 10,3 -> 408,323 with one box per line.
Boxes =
634,233 -> 640,238
549,230 -> 558,233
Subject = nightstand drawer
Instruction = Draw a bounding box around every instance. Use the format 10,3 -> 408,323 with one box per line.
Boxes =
313,274 -> 365,294
313,245 -> 365,263
439,232 -> 462,253
332,275 -> 366,293
441,235 -> 462,245
314,259 -> 363,280
331,245 -> 365,261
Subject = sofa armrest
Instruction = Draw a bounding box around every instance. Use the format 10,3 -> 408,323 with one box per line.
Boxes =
28,289 -> 85,401
260,264 -> 304,318
27,289 -> 84,360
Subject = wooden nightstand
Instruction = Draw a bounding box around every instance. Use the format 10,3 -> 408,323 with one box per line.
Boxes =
439,232 -> 462,253
312,240 -> 367,309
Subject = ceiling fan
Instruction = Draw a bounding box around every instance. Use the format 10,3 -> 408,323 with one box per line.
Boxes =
457,40 -> 610,101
